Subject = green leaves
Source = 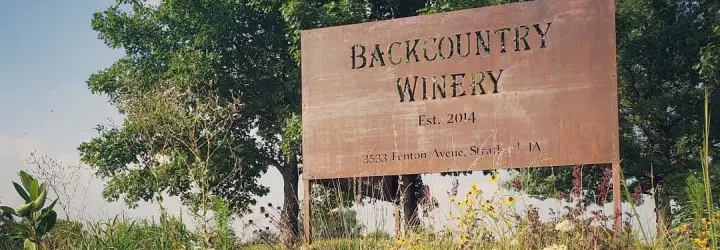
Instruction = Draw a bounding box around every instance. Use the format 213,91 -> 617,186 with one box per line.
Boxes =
23,239 -> 36,250
28,180 -> 38,202
13,182 -> 30,202
14,203 -> 33,217
32,189 -> 47,211
41,199 -> 58,219
280,113 -> 302,158
35,211 -> 57,238
18,171 -> 41,202
18,171 -> 33,195
1,171 -> 60,247
0,205 -> 17,216
82,0 -> 288,215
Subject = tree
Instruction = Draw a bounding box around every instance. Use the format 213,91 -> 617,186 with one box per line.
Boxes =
613,0 -> 720,225
80,0 -> 290,233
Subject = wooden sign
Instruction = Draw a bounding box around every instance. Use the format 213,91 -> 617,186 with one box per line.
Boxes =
301,0 -> 619,180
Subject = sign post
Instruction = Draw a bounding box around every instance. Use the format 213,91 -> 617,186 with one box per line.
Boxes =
301,0 -> 621,243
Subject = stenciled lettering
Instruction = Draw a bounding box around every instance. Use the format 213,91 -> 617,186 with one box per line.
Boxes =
476,30 -> 491,55
349,22 -> 553,69
494,27 -> 512,53
348,22 -> 552,104
368,44 -> 386,67
396,76 -> 420,102
438,37 -> 454,59
423,38 -> 438,61
450,73 -> 467,97
388,41 -> 403,65
350,44 -> 366,69
533,23 -> 552,48
456,33 -> 472,57
405,39 -> 421,63
514,26 -> 531,51
396,69 -> 503,102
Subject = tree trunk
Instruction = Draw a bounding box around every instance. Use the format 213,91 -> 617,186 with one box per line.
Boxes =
401,174 -> 421,231
279,157 -> 300,248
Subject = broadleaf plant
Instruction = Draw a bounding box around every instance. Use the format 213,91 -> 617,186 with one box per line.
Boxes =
0,171 -> 58,250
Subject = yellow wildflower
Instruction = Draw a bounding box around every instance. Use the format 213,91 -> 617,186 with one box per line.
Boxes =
702,217 -> 711,225
459,198 -> 470,208
450,196 -> 457,203
484,204 -> 496,213
468,184 -> 481,195
671,223 -> 691,234
395,237 -> 408,246
504,196 -> 516,206
489,173 -> 499,184
466,210 -> 476,219
458,234 -> 470,245
693,237 -> 708,247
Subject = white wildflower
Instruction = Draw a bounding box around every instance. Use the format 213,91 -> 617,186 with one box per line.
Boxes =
510,238 -> 519,246
554,219 -> 574,232
543,244 -> 568,250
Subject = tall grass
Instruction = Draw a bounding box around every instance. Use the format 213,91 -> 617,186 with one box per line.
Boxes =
702,88 -> 717,250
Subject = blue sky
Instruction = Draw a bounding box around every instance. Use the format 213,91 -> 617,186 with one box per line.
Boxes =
0,0 -> 122,147
0,0 -> 657,239
0,0 -> 147,219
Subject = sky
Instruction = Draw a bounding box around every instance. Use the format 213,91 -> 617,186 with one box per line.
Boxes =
0,0 -> 658,241
0,0 -> 180,220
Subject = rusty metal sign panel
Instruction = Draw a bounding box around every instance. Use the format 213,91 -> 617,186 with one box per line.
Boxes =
301,0 -> 619,179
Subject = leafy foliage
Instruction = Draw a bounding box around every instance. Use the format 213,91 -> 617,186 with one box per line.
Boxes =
0,171 -> 59,250
80,0 -> 297,214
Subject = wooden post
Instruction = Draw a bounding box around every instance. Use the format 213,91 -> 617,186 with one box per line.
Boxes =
303,179 -> 312,245
612,161 -> 622,232
394,197 -> 401,236
394,176 -> 402,236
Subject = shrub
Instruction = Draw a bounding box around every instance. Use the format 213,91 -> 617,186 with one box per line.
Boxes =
0,171 -> 59,250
